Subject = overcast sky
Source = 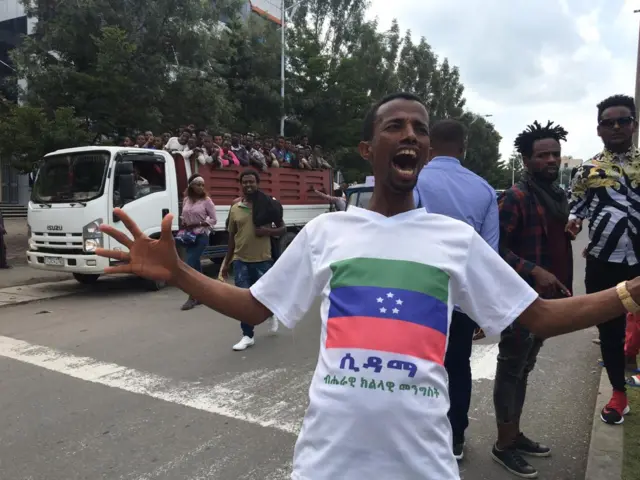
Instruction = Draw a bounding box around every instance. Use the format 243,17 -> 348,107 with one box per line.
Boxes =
367,0 -> 640,161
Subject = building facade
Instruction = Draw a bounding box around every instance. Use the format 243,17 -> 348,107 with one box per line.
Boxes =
0,0 -> 34,206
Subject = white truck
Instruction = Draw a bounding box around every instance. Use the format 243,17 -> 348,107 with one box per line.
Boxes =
26,146 -> 332,288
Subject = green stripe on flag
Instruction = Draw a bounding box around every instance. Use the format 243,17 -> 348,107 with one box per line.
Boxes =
329,257 -> 449,303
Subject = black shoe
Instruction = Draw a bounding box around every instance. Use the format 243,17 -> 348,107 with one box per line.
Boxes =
514,433 -> 551,457
453,441 -> 464,461
491,444 -> 538,478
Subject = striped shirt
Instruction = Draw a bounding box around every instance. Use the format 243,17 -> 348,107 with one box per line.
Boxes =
569,147 -> 640,265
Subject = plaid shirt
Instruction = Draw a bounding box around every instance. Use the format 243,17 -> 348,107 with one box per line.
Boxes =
499,181 -> 573,288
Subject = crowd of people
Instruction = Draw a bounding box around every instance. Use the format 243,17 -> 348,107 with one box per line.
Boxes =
95,92 -> 640,480
122,127 -> 332,171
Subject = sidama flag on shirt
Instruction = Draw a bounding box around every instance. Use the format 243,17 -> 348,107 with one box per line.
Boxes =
327,257 -> 450,365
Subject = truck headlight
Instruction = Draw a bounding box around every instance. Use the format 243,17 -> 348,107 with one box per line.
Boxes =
83,219 -> 103,253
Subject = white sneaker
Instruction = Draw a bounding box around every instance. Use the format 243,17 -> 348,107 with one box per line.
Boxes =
232,336 -> 255,351
269,316 -> 279,334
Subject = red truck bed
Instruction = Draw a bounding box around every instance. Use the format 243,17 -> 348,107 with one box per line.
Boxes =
174,154 -> 332,206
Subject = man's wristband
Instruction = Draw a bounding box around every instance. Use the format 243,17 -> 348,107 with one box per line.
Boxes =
616,281 -> 640,313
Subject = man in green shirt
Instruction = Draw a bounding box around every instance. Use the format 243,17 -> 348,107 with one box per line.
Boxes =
221,170 -> 285,350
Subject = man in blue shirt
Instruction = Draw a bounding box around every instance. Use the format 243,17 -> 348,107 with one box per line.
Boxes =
414,119 -> 499,461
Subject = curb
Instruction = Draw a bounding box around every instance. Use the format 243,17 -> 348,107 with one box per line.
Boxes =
584,368 -> 623,480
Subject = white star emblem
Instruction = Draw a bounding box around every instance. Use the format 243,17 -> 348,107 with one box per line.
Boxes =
392,308 -> 400,314
386,292 -> 394,298
377,297 -> 384,303
380,307 -> 387,313
396,299 -> 403,305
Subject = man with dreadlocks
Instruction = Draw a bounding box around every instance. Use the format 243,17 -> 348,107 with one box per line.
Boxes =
567,94 -> 640,426
491,120 -> 573,478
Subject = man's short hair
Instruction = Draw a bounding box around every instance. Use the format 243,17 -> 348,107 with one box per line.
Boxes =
240,169 -> 260,183
597,94 -> 636,121
362,92 -> 427,141
430,119 -> 466,149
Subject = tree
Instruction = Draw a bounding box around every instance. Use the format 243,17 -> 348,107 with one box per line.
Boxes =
221,16 -> 282,135
0,104 -> 92,172
491,152 -> 525,189
460,114 -> 502,185
11,0 -> 237,139
285,0 -> 472,181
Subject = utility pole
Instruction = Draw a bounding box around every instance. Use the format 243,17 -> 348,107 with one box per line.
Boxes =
279,0 -> 304,137
280,0 -> 286,136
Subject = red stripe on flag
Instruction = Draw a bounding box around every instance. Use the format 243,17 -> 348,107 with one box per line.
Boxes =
326,316 -> 447,364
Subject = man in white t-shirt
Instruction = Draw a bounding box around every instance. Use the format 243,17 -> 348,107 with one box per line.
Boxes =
95,92 -> 640,480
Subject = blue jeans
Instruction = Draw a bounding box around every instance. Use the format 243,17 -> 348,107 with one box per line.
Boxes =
445,311 -> 478,443
233,259 -> 273,338
185,234 -> 209,272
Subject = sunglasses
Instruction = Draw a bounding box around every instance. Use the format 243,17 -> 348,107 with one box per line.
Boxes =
598,116 -> 635,128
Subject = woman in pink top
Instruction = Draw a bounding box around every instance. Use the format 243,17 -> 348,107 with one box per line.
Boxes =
220,140 -> 240,167
179,174 -> 217,310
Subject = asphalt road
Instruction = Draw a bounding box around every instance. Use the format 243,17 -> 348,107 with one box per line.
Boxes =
0,233 -> 602,480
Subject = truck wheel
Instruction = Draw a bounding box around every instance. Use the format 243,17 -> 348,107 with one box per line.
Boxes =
144,279 -> 167,291
279,231 -> 297,253
73,273 -> 100,284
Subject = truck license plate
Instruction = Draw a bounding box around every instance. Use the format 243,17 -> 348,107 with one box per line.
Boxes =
44,257 -> 64,266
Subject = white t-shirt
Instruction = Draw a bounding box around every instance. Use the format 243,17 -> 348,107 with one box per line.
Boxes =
250,206 -> 538,480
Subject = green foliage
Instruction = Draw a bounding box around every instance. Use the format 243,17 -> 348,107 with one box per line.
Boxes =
4,0 -> 504,184
490,152 -> 525,190
11,0 -> 236,137
0,104 -> 92,172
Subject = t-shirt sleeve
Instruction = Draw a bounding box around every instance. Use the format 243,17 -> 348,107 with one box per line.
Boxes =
250,228 -> 321,328
226,207 -> 236,234
450,230 -> 539,337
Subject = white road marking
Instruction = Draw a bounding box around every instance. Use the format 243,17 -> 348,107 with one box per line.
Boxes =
470,343 -> 499,380
0,334 -> 498,450
0,335 -> 301,435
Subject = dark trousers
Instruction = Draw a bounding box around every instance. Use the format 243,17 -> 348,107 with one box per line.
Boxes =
184,234 -> 209,272
585,256 -> 640,393
493,322 -> 543,426
234,260 -> 273,338
445,310 -> 478,443
0,233 -> 7,267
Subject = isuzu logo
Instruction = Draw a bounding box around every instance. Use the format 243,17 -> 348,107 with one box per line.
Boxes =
47,225 -> 63,231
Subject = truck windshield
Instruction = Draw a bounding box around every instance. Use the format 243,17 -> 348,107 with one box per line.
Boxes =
31,151 -> 110,203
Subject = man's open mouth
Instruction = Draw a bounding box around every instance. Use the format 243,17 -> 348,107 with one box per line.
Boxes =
391,148 -> 418,179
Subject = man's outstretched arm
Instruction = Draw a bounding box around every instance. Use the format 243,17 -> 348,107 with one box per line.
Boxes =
174,263 -> 272,326
97,208 -> 272,326
519,284 -> 629,339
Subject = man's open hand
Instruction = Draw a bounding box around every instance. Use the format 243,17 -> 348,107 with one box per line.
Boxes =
96,208 -> 180,282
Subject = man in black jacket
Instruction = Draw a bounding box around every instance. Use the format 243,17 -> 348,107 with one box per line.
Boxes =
221,170 -> 285,350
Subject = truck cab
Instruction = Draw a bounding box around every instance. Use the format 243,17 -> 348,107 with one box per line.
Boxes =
27,147 -> 180,286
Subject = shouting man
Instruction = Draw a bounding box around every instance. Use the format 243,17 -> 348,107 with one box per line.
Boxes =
97,93 -> 640,480
492,121 -> 573,478
568,94 -> 640,425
